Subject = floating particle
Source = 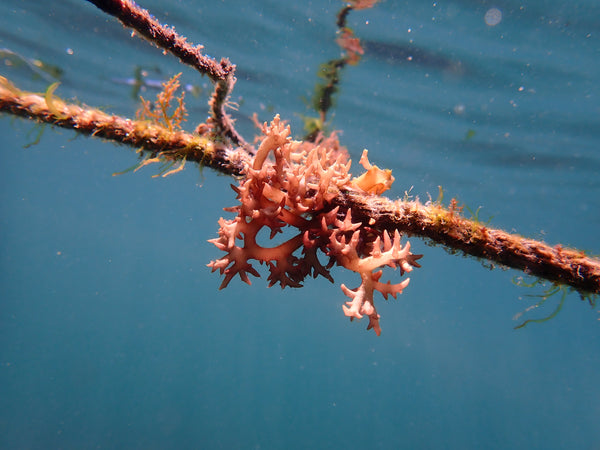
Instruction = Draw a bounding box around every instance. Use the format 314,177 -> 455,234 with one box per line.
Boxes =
484,8 -> 502,26
453,103 -> 466,115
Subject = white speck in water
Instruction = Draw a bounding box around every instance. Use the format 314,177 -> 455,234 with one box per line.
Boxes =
484,8 -> 502,26
66,47 -> 74,55
453,103 -> 466,115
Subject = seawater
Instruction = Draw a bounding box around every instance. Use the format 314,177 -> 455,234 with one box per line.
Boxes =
1,1 -> 599,448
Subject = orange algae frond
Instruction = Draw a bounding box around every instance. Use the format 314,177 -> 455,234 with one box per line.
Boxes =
208,114 -> 352,289
350,149 -> 395,195
137,72 -> 187,131
329,212 -> 419,335
208,116 -> 422,335
252,114 -> 293,170
348,0 -> 380,10
336,28 -> 364,65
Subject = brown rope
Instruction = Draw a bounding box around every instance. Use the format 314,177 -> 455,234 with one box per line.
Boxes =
84,0 -> 247,148
85,0 -> 232,82
0,78 -> 248,177
2,76 -> 598,296
336,190 -> 600,295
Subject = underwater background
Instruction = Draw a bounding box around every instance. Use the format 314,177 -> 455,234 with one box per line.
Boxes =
1,0 -> 599,448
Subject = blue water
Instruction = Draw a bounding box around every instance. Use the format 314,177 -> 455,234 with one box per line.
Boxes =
1,1 -> 599,448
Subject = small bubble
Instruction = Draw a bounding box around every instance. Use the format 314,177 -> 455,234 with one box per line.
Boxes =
453,104 -> 466,115
66,48 -> 74,55
484,8 -> 502,26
